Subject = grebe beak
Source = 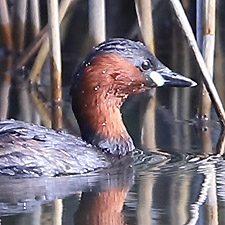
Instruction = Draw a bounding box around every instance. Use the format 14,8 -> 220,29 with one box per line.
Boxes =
149,67 -> 197,88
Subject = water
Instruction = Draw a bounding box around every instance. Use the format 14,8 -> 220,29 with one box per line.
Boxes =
0,154 -> 223,225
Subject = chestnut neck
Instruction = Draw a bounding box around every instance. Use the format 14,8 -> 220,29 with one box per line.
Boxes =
71,53 -> 147,155
72,89 -> 135,156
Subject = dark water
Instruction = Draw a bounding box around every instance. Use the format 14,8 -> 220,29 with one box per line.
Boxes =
0,0 -> 225,225
0,137 -> 224,225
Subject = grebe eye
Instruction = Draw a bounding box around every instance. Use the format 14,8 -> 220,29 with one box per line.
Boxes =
141,60 -> 151,71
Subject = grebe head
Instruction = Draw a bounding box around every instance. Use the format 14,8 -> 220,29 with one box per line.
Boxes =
70,38 -> 196,156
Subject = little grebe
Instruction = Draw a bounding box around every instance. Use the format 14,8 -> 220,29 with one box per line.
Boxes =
0,38 -> 196,177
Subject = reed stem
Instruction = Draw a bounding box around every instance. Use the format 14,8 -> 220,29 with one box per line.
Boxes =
13,0 -> 27,51
30,0 -> 41,125
47,0 -> 62,129
135,0 -> 156,150
30,0 -> 41,37
196,0 -> 203,51
135,0 -> 155,53
89,0 -> 106,45
200,0 -> 216,120
196,0 -> 216,154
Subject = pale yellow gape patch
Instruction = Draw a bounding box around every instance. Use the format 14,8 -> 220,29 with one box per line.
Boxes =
149,71 -> 165,87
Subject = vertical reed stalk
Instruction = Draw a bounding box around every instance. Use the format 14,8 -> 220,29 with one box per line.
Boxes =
135,0 -> 154,52
30,0 -> 41,125
0,0 -> 13,119
88,0 -> 106,45
47,0 -> 62,129
196,0 -> 203,51
200,0 -> 216,120
196,1 -> 215,154
169,0 -> 225,125
13,0 -> 27,51
135,0 -> 156,150
30,0 -> 41,37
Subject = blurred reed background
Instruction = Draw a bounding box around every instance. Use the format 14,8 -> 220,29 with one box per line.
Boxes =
0,0 -> 224,152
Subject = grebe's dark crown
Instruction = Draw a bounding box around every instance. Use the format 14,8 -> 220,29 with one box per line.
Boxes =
72,38 -> 159,86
